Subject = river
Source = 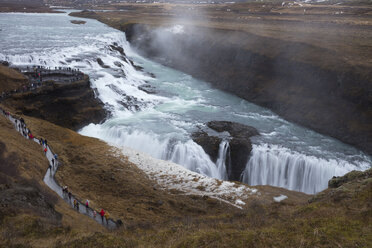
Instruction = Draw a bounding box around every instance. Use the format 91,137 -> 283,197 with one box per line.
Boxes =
0,11 -> 370,194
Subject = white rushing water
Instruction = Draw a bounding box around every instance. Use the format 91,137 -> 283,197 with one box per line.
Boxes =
0,11 -> 371,194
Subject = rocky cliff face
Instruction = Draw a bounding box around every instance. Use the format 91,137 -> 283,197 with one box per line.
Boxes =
2,77 -> 106,131
123,24 -> 372,156
192,121 -> 259,181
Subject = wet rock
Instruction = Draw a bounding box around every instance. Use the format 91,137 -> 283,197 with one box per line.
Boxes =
192,121 -> 259,181
207,121 -> 259,139
110,43 -> 127,57
96,58 -> 110,68
191,131 -> 221,163
114,61 -> 123,67
138,84 -> 157,94
107,84 -> 125,95
128,59 -> 144,71
228,138 -> 252,181
117,95 -> 142,112
147,72 -> 156,78
70,20 -> 86,25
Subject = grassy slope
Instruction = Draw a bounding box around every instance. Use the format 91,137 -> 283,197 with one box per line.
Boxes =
0,114 -> 107,248
0,65 -> 27,92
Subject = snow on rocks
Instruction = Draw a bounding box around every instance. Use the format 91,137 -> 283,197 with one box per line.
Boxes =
111,146 -> 258,209
273,195 -> 288,202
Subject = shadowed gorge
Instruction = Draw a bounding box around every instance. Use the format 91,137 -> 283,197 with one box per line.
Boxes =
122,23 -> 372,156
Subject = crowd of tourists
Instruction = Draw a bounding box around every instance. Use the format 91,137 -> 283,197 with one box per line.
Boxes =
0,65 -> 85,101
62,186 -> 111,225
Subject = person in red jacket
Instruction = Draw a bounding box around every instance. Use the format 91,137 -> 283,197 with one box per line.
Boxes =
100,209 -> 105,223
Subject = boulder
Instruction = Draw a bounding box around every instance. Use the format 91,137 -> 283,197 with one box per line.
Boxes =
96,58 -> 110,69
70,20 -> 86,25
192,121 -> 259,181
109,44 -> 127,57
138,84 -> 157,94
207,121 -> 259,138
191,131 -> 222,163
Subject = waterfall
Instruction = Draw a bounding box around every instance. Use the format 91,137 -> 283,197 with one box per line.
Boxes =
215,140 -> 229,181
241,144 -> 357,194
80,124 -> 229,180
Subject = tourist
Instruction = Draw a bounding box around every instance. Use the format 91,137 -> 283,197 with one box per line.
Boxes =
76,201 -> 79,211
85,199 -> 89,210
104,211 -> 110,224
68,191 -> 72,201
44,147 -> 47,154
100,209 -> 105,223
52,158 -> 55,167
93,210 -> 97,219
73,199 -> 77,208
45,139 -> 48,146
62,186 -> 68,194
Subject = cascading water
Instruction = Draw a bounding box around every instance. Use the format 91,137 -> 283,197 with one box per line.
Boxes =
241,144 -> 361,194
215,141 -> 229,181
0,11 -> 371,195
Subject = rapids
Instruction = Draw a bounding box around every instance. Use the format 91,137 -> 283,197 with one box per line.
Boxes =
0,11 -> 370,194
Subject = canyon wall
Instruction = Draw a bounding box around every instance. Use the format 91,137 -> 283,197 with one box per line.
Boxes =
123,24 -> 372,155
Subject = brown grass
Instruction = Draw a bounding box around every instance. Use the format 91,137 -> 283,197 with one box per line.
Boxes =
0,65 -> 27,92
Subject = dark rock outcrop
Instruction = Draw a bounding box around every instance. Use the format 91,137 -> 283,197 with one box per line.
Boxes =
191,131 -> 222,163
109,43 -> 127,57
138,84 -> 157,94
96,58 -> 110,69
207,121 -> 259,139
2,76 -> 106,131
328,170 -> 371,188
310,168 -> 372,204
70,20 -> 86,25
192,121 -> 259,181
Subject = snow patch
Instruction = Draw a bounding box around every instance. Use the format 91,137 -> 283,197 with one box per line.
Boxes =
273,195 -> 288,202
235,199 -> 246,205
111,146 -> 258,209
